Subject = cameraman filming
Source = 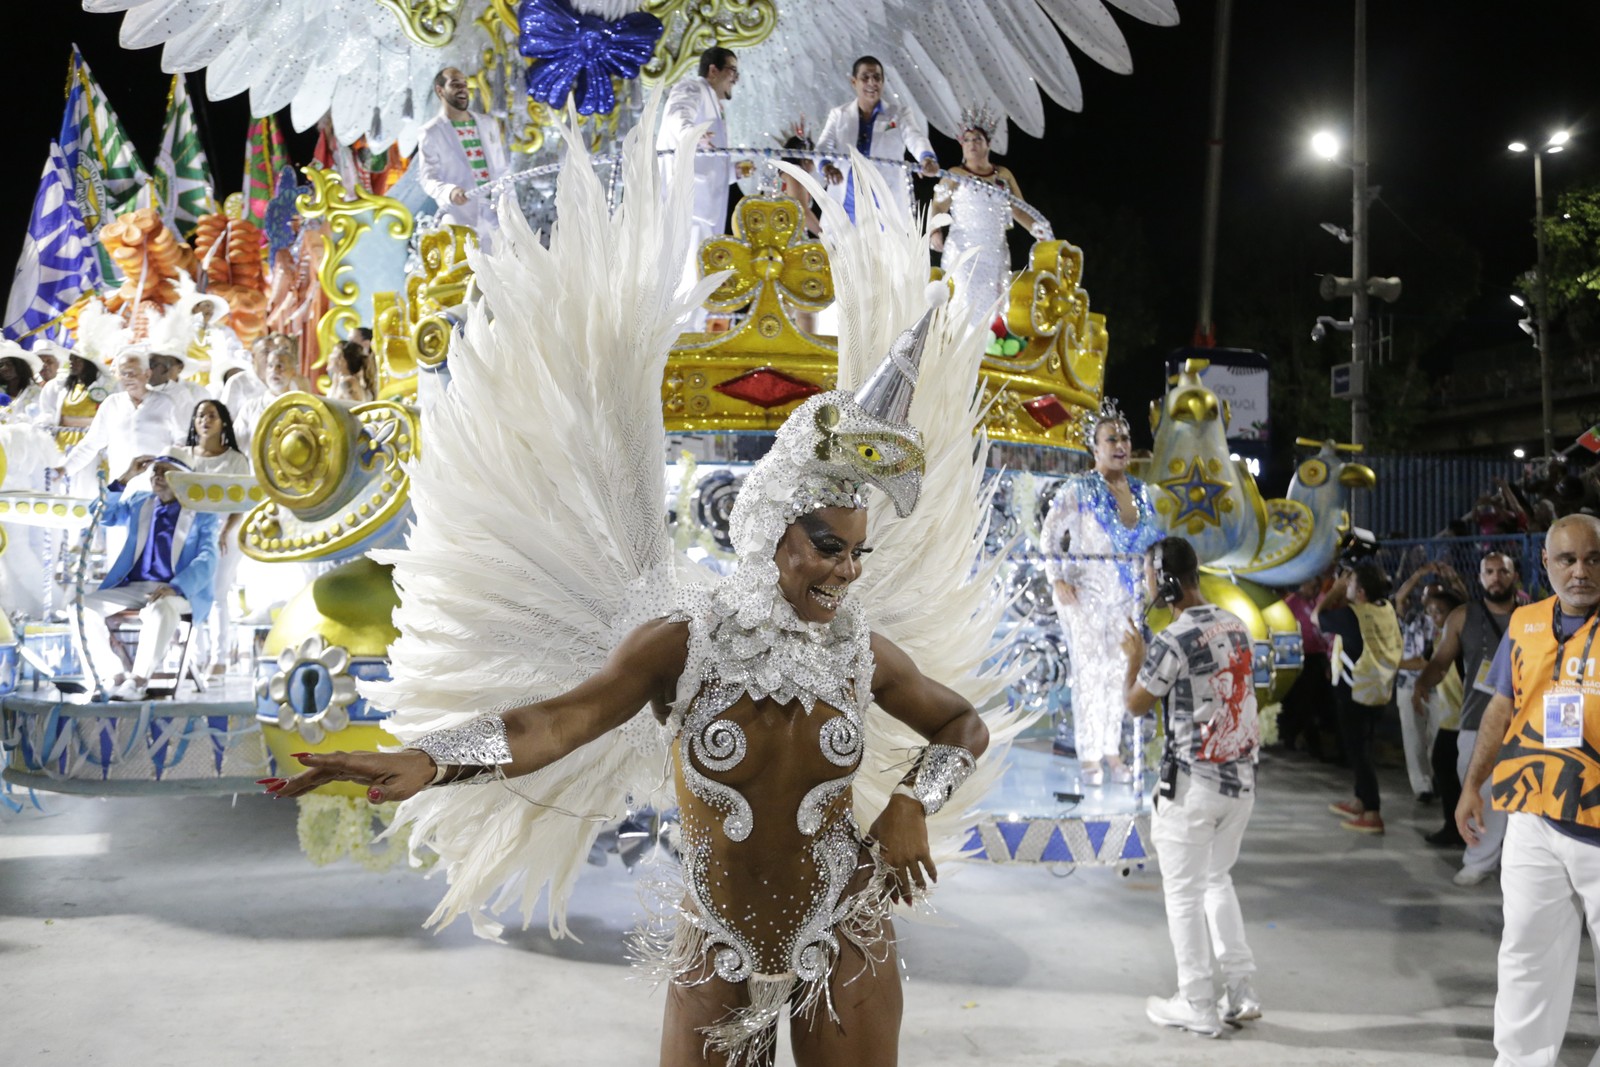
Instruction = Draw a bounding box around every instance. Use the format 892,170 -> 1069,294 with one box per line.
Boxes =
1122,536 -> 1262,1038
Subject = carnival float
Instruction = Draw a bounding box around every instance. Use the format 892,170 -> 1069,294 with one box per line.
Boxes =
0,0 -> 1375,873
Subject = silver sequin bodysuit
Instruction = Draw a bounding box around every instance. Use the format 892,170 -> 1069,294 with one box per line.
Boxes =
641,586 -> 891,1064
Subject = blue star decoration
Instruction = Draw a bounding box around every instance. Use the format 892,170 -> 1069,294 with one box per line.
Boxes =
519,0 -> 664,116
1160,458 -> 1230,528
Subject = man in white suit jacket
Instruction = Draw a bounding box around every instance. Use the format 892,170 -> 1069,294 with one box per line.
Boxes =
415,67 -> 510,248
816,56 -> 939,223
656,47 -> 745,327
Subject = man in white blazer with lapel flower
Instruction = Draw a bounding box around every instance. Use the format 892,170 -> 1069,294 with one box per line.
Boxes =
415,67 -> 510,249
816,56 -> 939,223
81,455 -> 221,701
657,46 -> 745,327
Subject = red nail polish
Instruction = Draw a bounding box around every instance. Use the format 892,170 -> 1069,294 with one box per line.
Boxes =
367,787 -> 383,803
290,752 -> 311,759
255,778 -> 277,785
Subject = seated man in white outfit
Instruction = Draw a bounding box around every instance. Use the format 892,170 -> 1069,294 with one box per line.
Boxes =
81,455 -> 221,701
415,67 -> 510,250
61,346 -> 185,486
816,55 -> 939,223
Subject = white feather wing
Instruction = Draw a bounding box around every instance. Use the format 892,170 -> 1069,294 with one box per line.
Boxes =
365,113 -> 718,941
84,0 -> 476,151
784,156 -> 1031,854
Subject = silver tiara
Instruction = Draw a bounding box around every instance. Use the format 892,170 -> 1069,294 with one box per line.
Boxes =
1078,396 -> 1128,446
958,104 -> 999,139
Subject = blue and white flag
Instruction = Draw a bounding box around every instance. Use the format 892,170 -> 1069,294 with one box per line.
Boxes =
59,46 -> 151,281
4,141 -> 101,344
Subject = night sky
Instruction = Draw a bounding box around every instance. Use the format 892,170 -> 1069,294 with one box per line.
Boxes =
8,1 -> 1600,456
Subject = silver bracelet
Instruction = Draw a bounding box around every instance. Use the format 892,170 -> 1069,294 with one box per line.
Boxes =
407,714 -> 512,787
909,743 -> 977,816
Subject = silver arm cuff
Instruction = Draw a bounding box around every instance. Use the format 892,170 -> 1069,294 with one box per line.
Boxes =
407,715 -> 512,785
910,744 -> 977,816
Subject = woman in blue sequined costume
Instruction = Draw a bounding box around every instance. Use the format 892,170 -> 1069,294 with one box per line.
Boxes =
1043,401 -> 1161,785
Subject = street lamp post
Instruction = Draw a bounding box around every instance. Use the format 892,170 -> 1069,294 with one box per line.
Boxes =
1350,0 -> 1370,449
1312,1 -> 1372,450
1509,131 -> 1569,459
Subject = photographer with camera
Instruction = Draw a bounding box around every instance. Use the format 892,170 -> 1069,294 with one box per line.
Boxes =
1122,536 -> 1262,1038
1318,560 -> 1402,835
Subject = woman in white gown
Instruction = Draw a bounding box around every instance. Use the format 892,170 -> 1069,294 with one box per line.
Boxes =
1042,400 -> 1162,786
930,106 -> 1041,327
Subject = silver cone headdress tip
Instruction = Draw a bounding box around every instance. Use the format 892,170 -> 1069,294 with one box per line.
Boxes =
853,281 -> 947,427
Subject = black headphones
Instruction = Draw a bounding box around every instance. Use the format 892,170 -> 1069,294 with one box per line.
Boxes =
1154,544 -> 1184,606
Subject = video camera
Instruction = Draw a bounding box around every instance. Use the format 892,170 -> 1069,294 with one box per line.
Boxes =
1335,526 -> 1378,572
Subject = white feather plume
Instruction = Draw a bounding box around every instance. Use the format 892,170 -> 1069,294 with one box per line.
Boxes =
779,153 -> 1033,856
364,100 -> 722,941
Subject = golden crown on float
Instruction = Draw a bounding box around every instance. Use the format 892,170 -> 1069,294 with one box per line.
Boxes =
381,196 -> 1109,451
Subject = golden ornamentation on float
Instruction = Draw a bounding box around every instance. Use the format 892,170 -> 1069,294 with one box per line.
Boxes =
243,393 -> 420,563
381,200 -> 1108,448
371,0 -> 465,48
257,557 -> 404,801
298,167 -> 414,366
470,0 -> 550,154
667,197 -> 838,432
412,226 -> 478,368
640,0 -> 778,87
370,225 -> 477,392
979,240 -> 1109,449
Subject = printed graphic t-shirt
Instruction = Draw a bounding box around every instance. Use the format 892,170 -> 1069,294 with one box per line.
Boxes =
1138,603 -> 1261,797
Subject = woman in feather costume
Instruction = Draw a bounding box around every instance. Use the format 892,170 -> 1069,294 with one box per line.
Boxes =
266,112 -> 1021,1066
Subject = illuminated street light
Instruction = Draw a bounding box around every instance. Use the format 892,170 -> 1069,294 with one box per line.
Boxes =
1311,130 -> 1340,160
1510,294 -> 1526,307
1514,448 -> 1527,459
1508,129 -> 1574,457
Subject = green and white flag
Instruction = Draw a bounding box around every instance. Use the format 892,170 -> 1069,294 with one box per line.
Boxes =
153,74 -> 215,235
58,45 -> 152,279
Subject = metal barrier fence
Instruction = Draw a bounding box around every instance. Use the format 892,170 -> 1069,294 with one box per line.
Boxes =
1361,453 -> 1523,539
1373,534 -> 1547,603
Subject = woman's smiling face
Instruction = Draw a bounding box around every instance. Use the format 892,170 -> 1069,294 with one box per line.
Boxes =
774,507 -> 871,623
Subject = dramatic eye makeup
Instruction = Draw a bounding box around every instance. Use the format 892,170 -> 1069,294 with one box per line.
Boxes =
797,514 -> 872,559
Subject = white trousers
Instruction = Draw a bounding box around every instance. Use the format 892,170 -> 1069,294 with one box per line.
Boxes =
1151,774 -> 1257,1002
1395,675 -> 1440,796
80,583 -> 191,682
1458,729 -> 1508,875
1494,813 -> 1600,1066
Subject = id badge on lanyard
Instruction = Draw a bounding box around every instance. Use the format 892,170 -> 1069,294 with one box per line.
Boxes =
1545,602 -> 1596,750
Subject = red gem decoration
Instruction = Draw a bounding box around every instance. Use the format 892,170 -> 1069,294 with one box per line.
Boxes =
713,367 -> 824,409
1023,394 -> 1071,430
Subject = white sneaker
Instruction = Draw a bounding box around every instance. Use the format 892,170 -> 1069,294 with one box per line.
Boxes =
1453,866 -> 1493,887
1145,992 -> 1222,1038
109,678 -> 147,702
1219,977 -> 1262,1023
